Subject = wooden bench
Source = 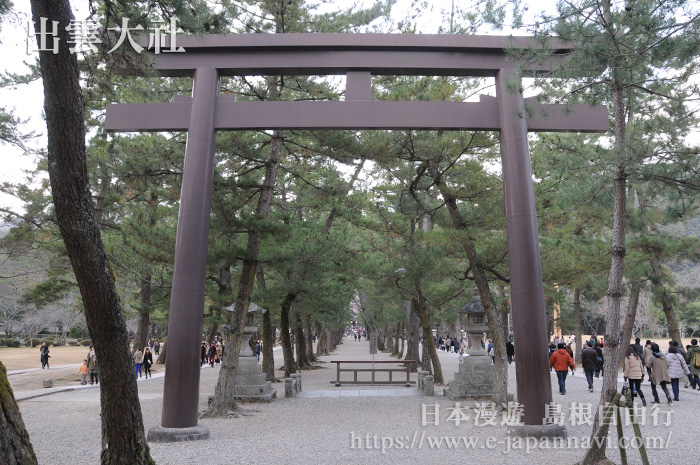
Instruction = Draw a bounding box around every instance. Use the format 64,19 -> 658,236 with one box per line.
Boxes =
330,360 -> 416,387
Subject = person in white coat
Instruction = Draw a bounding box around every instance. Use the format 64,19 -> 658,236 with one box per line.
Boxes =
666,346 -> 690,401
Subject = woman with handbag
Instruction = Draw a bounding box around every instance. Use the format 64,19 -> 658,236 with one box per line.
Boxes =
623,345 -> 646,406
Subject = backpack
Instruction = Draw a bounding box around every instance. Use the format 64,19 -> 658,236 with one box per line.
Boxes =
693,350 -> 700,370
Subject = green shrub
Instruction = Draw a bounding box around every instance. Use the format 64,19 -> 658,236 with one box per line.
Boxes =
68,341 -> 80,346
10,339 -> 21,348
0,338 -> 5,346
43,338 -> 54,346
80,339 -> 92,346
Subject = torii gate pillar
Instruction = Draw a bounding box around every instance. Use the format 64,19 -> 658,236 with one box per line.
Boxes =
497,66 -> 554,428
149,68 -> 218,441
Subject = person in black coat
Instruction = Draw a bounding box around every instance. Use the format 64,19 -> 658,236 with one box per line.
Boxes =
142,347 -> 154,379
200,342 -> 207,367
505,341 -> 515,364
581,341 -> 598,392
594,342 -> 604,377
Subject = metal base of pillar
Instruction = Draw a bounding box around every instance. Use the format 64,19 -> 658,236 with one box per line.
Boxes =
508,424 -> 567,439
147,425 -> 210,443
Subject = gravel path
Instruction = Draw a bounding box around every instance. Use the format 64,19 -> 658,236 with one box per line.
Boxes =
15,337 -> 698,464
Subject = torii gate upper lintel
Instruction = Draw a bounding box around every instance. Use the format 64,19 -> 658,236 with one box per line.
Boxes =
105,33 -> 607,436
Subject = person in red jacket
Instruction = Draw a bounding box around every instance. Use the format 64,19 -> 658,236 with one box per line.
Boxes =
550,343 -> 576,395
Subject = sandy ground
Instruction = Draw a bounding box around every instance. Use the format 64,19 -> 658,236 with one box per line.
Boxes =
1,345 -> 92,371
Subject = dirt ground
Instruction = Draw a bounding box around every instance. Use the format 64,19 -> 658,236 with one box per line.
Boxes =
1,345 -> 165,392
1,345 -> 92,371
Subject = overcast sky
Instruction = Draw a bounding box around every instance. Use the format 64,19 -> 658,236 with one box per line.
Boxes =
0,0 -> 533,214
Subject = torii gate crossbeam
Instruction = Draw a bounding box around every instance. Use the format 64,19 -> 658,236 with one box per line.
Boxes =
105,33 -> 608,439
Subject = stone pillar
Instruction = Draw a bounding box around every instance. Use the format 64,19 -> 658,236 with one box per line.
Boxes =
291,373 -> 302,392
284,378 -> 295,398
423,375 -> 434,397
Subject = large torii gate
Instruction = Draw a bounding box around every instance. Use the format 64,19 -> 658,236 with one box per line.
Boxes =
105,33 -> 607,438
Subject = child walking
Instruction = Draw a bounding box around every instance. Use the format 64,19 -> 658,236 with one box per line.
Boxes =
78,359 -> 89,385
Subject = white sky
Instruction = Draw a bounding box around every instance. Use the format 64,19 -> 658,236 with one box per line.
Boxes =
0,0 -> 531,214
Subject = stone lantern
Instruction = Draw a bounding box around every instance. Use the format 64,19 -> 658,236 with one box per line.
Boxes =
443,288 -> 494,401
223,302 -> 276,402
462,288 -> 488,356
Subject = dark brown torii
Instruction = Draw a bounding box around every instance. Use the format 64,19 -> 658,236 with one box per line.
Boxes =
105,33 -> 607,435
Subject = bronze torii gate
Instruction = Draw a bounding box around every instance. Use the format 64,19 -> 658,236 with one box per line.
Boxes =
105,33 -> 607,438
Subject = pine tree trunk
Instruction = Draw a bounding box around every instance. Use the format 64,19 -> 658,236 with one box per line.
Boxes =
586,48 -> 627,461
133,194 -> 157,354
404,302 -> 420,372
206,132 -> 281,416
0,361 -> 38,464
29,1 -> 153,462
133,273 -> 151,354
206,323 -> 219,345
574,287 -> 583,365
650,254 -> 682,344
304,313 -> 315,362
377,327 -> 386,352
281,292 -> 299,378
421,339 -> 432,373
262,309 -> 276,382
619,282 -> 641,369
385,323 -> 393,354
392,322 -> 400,356
294,311 -> 311,369
413,287 -> 443,383
315,321 -> 325,357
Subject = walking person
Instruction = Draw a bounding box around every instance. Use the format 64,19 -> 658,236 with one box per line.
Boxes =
133,347 -> 143,378
594,342 -> 604,378
643,340 -> 653,381
666,345 -> 690,401
255,339 -> 262,362
39,341 -> 50,369
87,346 -> 99,385
216,341 -> 223,364
550,343 -> 576,395
200,342 -> 207,367
142,347 -> 153,379
566,344 -> 575,374
504,340 -> 514,364
670,341 -> 690,388
208,342 -> 217,367
623,345 -> 647,406
154,339 -> 161,356
581,341 -> 598,392
685,339 -> 700,390
632,337 -> 644,359
647,342 -> 673,405
78,359 -> 89,385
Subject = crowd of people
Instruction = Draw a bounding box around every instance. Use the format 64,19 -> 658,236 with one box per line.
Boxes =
72,338 -> 162,384
550,335 -> 700,403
